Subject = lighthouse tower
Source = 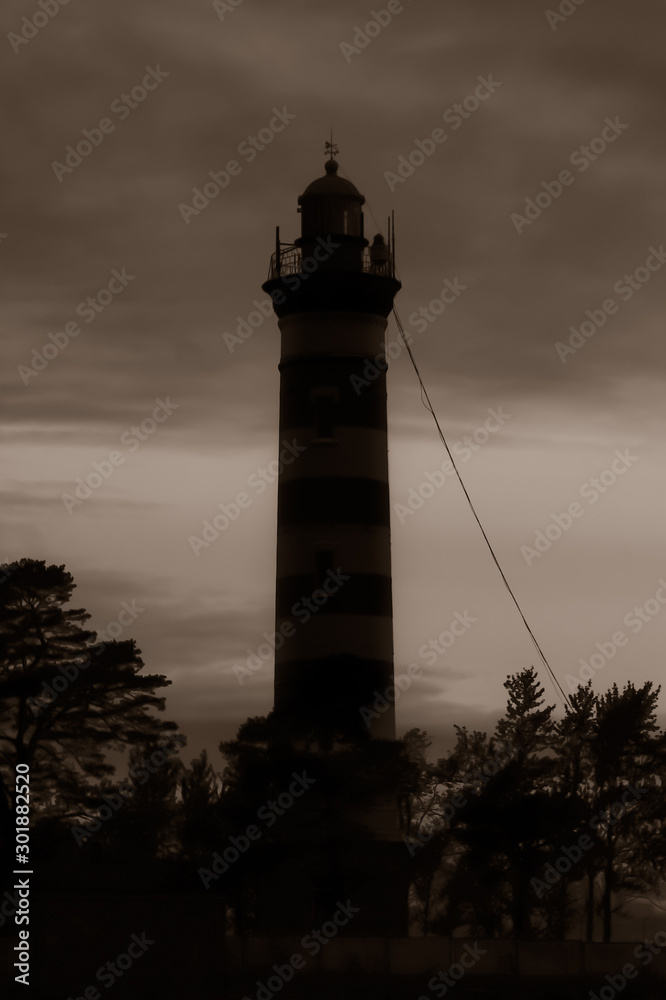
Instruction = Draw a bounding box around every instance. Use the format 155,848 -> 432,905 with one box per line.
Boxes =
255,151 -> 409,937
262,153 -> 401,741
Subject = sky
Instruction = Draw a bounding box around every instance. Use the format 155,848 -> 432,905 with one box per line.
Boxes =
2,0 -> 666,769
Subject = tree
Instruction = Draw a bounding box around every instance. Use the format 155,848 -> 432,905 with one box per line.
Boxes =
433,668 -> 578,938
552,680 -> 666,941
177,749 -> 223,863
434,673 -> 666,942
0,559 -> 180,871
588,681 -> 666,941
400,728 -> 464,934
72,741 -> 186,861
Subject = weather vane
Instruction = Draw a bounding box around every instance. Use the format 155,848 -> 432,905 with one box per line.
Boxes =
325,129 -> 339,160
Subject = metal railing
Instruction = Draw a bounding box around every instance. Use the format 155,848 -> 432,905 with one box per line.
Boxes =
266,245 -> 395,281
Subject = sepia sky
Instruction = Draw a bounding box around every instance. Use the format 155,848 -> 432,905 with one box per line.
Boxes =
2,0 -> 666,765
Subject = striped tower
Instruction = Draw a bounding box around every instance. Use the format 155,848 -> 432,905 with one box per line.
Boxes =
262,155 -> 401,742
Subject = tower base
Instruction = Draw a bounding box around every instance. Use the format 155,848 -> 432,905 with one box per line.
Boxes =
247,839 -> 411,937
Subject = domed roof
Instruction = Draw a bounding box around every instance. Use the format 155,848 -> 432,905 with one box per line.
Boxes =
299,159 -> 364,201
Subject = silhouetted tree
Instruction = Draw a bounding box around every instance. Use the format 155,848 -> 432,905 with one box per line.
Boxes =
434,669 -> 578,938
433,672 -> 666,941
0,559 -> 180,875
400,728 -> 463,933
177,749 -> 223,863
589,681 -> 666,940
74,741 -> 186,860
553,682 -> 605,940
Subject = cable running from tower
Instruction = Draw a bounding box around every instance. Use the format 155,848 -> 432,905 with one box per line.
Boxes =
336,159 -> 572,709
391,304 -> 572,711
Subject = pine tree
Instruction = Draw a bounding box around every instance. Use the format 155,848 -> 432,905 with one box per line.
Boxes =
591,681 -> 666,941
0,559 -> 180,869
440,668 -> 575,938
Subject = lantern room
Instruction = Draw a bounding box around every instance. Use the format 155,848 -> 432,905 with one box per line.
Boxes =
296,158 -> 365,242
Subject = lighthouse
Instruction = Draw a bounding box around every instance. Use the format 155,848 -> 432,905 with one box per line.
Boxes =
251,150 -> 410,937
262,152 -> 401,742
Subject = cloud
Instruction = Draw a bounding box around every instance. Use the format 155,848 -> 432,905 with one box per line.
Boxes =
3,0 -> 665,756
